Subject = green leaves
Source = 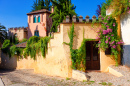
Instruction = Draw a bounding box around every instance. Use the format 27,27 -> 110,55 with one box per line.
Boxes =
31,0 -> 51,12
50,0 -> 76,32
2,40 -> 10,49
1,40 -> 11,57
23,36 -> 51,59
0,23 -> 7,43
63,24 -> 93,71
110,0 -> 130,17
101,0 -> 113,17
96,15 -> 122,66
19,38 -> 28,43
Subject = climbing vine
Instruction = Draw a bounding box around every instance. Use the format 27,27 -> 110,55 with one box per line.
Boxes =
23,36 -> 50,60
1,36 -> 51,59
1,40 -> 11,55
63,23 -> 96,71
10,45 -> 23,58
95,15 -> 123,66
108,0 -> 130,17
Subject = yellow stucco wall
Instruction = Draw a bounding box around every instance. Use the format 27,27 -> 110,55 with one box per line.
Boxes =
4,22 -> 118,78
62,23 -> 117,72
100,49 -> 116,72
17,24 -> 70,78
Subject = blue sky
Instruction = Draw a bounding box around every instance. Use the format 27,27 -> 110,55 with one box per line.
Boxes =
0,0 -> 106,30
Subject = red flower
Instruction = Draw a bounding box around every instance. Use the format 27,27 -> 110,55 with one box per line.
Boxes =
42,23 -> 45,26
44,27 -> 46,31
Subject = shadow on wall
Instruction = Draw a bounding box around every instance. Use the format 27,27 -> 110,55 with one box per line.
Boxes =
0,51 -> 17,69
28,24 -> 33,39
73,26 -> 80,49
122,45 -> 130,67
121,13 -> 130,27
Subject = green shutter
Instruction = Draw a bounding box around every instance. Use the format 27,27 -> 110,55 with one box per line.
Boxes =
38,16 -> 40,22
33,17 -> 36,23
35,17 -> 36,23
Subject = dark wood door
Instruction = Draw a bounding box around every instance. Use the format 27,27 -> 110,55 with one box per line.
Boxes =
86,41 -> 100,70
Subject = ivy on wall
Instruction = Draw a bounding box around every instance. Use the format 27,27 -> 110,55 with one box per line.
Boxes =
1,36 -> 51,59
64,14 -> 123,71
23,36 -> 50,60
63,23 -> 96,71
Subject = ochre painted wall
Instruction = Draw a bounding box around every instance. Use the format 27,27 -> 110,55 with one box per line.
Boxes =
100,49 -> 116,72
62,23 -> 117,72
17,24 -> 70,78
1,22 -> 117,78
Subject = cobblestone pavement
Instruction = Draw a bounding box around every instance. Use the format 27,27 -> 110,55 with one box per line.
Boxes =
0,67 -> 130,86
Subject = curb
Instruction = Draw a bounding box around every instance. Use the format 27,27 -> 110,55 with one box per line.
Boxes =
0,78 -> 4,86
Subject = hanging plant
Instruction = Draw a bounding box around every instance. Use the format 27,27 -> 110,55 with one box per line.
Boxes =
23,36 -> 50,60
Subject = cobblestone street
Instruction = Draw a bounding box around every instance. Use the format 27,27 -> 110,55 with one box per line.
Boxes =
0,67 -> 130,86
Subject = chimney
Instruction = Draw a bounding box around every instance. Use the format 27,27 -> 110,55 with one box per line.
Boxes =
51,6 -> 54,13
85,15 -> 89,22
79,15 -> 83,22
72,15 -> 76,22
92,15 -> 96,22
66,15 -> 70,23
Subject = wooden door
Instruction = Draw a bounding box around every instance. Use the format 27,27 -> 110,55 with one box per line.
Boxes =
86,41 -> 100,70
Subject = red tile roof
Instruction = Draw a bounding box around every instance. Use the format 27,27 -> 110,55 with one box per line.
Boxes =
27,9 -> 51,15
16,42 -> 27,48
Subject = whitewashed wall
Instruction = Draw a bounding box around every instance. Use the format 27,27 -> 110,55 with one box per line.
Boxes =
120,10 -> 130,45
120,10 -> 130,67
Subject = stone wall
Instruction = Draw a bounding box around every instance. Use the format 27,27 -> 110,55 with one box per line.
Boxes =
9,27 -> 27,41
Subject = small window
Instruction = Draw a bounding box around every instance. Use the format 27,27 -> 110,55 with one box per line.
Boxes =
34,30 -> 39,37
33,16 -> 37,23
105,47 -> 111,55
38,16 -> 40,23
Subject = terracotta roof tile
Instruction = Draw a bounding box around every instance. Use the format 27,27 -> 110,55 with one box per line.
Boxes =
86,15 -> 89,18
79,15 -> 83,18
27,9 -> 51,15
16,42 -> 27,48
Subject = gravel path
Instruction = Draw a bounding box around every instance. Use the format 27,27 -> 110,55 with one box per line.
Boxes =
0,66 -> 130,86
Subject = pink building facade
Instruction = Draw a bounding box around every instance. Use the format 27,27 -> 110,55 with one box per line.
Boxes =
27,9 -> 53,39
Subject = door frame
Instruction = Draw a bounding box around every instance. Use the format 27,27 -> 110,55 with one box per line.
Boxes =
85,41 -> 100,71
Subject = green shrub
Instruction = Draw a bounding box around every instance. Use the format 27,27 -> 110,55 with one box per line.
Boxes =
20,38 -> 28,43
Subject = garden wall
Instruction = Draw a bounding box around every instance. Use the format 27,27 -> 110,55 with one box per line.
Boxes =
0,22 -> 118,78
62,23 -> 116,72
0,51 -> 17,69
17,24 -> 71,78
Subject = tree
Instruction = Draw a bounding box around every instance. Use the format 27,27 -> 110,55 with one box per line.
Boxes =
100,0 -> 113,17
96,5 -> 101,16
31,0 -> 51,11
109,0 -> 130,17
0,23 -> 7,44
101,3 -> 106,17
50,0 -> 76,32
